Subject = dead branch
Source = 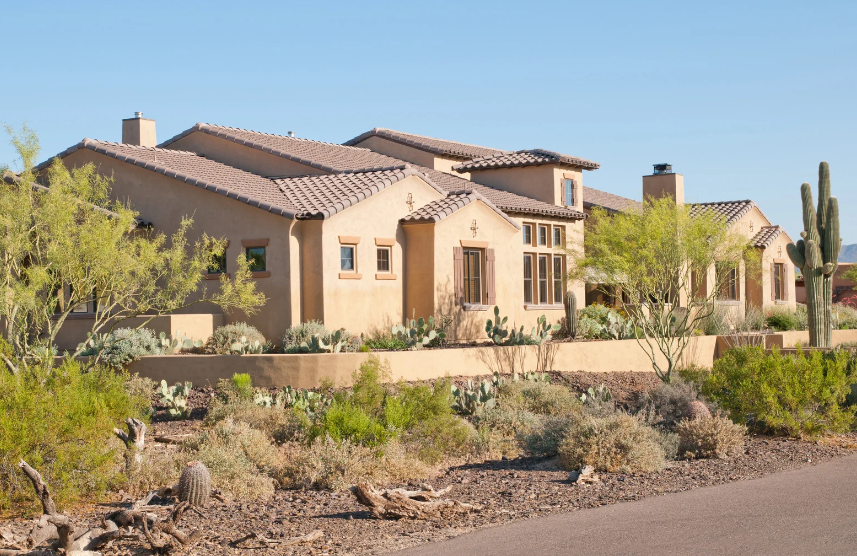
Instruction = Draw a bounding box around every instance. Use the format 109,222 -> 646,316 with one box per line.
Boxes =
18,461 -> 56,516
44,515 -> 74,553
114,418 -> 147,452
232,530 -> 322,549
351,483 -> 481,520
153,434 -> 190,445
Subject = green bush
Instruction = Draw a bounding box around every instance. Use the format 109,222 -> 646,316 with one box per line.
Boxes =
523,414 -> 576,457
577,304 -> 636,339
205,323 -> 269,354
557,413 -> 666,473
676,416 -> 746,459
363,334 -> 410,351
81,327 -> 162,367
766,308 -> 803,332
498,380 -> 582,416
281,321 -> 361,353
833,303 -> 857,330
701,346 -> 855,437
0,359 -> 150,513
231,372 -> 254,400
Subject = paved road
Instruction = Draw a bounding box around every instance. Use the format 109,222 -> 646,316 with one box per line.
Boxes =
394,454 -> 857,556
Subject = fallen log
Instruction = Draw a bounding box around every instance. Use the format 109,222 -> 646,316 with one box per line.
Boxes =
351,483 -> 481,520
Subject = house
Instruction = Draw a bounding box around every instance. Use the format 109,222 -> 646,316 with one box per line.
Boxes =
582,165 -> 797,318
795,263 -> 856,306
37,116 -> 599,347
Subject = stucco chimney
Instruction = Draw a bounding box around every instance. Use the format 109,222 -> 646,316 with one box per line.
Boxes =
642,163 -> 684,205
122,112 -> 157,147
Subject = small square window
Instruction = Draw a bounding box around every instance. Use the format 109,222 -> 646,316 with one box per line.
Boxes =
538,225 -> 547,246
522,224 -> 532,245
341,246 -> 356,272
245,247 -> 266,272
553,227 -> 563,248
377,247 -> 391,273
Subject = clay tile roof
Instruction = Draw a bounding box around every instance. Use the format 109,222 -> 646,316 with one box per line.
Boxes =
159,124 -> 401,173
452,149 -> 600,172
35,139 -> 299,218
272,166 -> 444,220
343,128 -> 508,160
688,200 -> 755,226
751,225 -> 784,249
583,186 -> 642,213
400,190 -> 520,229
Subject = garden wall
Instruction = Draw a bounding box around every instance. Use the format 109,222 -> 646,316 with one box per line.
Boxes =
55,313 -> 222,351
128,336 -> 719,388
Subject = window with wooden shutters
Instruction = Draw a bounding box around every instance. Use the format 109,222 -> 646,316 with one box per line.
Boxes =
564,179 -> 575,207
486,248 -> 496,305
773,262 -> 785,301
453,247 -> 464,306
523,254 -> 533,304
463,249 -> 483,304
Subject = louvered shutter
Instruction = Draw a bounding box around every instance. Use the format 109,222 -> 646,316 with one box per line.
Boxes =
771,264 -> 776,301
784,265 -> 790,301
486,248 -> 496,305
454,247 -> 464,306
560,180 -> 566,206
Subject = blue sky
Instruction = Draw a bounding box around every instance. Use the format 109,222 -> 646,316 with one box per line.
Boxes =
2,0 -> 855,243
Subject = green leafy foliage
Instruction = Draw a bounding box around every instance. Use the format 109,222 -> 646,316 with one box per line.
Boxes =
558,413 -> 666,473
393,315 -> 445,349
281,320 -> 327,352
766,307 -> 805,331
205,323 -> 269,354
79,327 -> 162,367
362,334 -> 410,351
0,358 -> 150,513
577,304 -> 637,340
157,330 -> 203,354
158,380 -> 192,419
700,346 -> 855,437
451,378 -> 496,416
231,373 -> 254,400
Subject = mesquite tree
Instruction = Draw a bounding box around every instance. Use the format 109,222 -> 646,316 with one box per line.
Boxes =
786,162 -> 841,348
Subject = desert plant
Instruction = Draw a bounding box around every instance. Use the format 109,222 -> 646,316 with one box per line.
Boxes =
205,323 -> 267,354
158,330 -> 203,354
786,162 -> 841,348
277,385 -> 332,415
523,414 -> 576,457
833,303 -> 857,330
676,416 -> 746,459
362,334 -> 410,351
393,315 -> 444,349
580,384 -> 616,417
79,327 -> 162,367
701,346 -> 854,437
498,380 -> 581,416
231,373 -> 254,400
766,307 -> 804,331
700,304 -> 732,336
158,380 -> 192,419
451,379 -> 496,416
635,379 -> 713,428
683,400 -> 712,420
177,461 -> 211,507
531,315 -> 561,344
281,320 -> 327,352
564,291 -> 578,339
558,413 -> 666,473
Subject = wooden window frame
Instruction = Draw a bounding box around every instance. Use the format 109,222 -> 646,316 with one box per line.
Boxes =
553,226 -> 564,249
522,224 -> 532,245
463,248 -> 484,305
339,244 -> 361,279
537,225 -> 548,247
537,254 -> 549,304
553,255 -> 564,305
523,254 -> 534,305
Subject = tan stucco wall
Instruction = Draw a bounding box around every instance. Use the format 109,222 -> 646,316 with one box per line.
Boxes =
127,335 -> 718,388
467,165 -> 565,206
57,149 -> 296,343
54,313 -> 222,352
349,136 -> 470,178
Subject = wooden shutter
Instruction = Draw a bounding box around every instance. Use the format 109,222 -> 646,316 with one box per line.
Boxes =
771,264 -> 776,301
570,179 -> 576,206
486,248 -> 496,305
560,180 -> 566,206
454,247 -> 464,306
784,265 -> 789,301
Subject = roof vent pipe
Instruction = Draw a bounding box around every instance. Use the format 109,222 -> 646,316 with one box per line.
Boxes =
134,111 -> 143,119
287,131 -> 295,137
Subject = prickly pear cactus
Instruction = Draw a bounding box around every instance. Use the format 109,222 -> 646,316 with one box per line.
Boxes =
178,461 -> 211,507
564,291 -> 578,339
683,400 -> 711,421
786,162 -> 841,348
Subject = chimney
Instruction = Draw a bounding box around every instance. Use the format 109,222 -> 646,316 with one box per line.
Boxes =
642,163 -> 684,205
122,112 -> 157,147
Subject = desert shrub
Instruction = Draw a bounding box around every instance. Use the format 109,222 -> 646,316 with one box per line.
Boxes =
577,304 -> 636,340
405,413 -> 475,464
523,414 -> 576,457
766,307 -> 803,332
699,305 -> 731,336
676,416 -> 746,459
230,373 -> 254,400
701,346 -> 855,437
498,380 -> 582,416
362,334 -> 410,351
205,323 -> 268,354
205,399 -> 309,444
557,413 -> 666,473
281,320 -> 327,352
182,418 -> 277,500
636,379 -> 715,428
0,359 -> 150,513
477,407 -> 542,438
833,303 -> 857,330
81,327 -> 162,367
125,373 -> 156,417
795,303 -> 809,330
740,307 -> 766,331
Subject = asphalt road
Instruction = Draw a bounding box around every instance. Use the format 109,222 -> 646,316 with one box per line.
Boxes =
394,453 -> 857,556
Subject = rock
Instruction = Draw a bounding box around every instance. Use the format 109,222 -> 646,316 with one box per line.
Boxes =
569,465 -> 600,485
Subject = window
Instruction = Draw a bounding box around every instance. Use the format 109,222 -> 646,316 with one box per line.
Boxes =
538,225 -> 547,246
245,247 -> 266,272
522,224 -> 532,245
340,246 -> 355,272
716,262 -> 739,301
773,262 -> 785,301
553,227 -> 563,248
463,249 -> 483,304
523,254 -> 533,304
553,256 -> 564,303
377,247 -> 391,273
208,250 -> 227,274
564,179 -> 574,207
538,255 -> 548,304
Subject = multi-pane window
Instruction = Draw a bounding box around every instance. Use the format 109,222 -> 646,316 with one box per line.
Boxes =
564,179 -> 574,206
208,250 -> 227,274
245,247 -> 266,272
716,262 -> 739,301
538,255 -> 548,304
377,247 -> 391,273
538,225 -> 548,246
523,254 -> 533,304
463,249 -> 483,304
773,262 -> 785,301
522,224 -> 532,245
340,246 -> 355,272
553,256 -> 564,304
553,227 -> 563,248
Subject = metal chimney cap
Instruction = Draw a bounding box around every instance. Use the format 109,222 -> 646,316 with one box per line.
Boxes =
287,131 -> 295,137
652,163 -> 673,175
134,111 -> 143,119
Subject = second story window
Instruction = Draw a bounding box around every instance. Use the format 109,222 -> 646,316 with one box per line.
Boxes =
245,247 -> 266,272
538,225 -> 548,246
553,226 -> 563,248
208,250 -> 227,274
377,247 -> 391,273
564,179 -> 575,207
523,224 -> 532,245
341,246 -> 356,272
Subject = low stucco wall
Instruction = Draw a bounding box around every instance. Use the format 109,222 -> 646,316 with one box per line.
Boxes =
55,314 -> 223,352
128,335 -> 718,388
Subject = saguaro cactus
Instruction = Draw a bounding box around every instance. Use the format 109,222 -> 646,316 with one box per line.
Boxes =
564,291 -> 578,339
786,162 -> 841,348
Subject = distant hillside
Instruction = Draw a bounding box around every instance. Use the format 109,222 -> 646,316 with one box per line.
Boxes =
841,244 -> 857,263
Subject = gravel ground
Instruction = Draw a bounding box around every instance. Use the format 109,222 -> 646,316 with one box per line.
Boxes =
3,372 -> 856,556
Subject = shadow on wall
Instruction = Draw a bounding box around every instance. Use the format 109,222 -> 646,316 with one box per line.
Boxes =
436,277 -> 484,341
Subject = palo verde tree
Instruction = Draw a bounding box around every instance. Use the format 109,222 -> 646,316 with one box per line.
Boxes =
0,125 -> 266,371
786,162 -> 841,348
567,196 -> 752,383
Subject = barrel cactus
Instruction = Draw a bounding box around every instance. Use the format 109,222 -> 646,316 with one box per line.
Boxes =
564,291 -> 578,339
683,400 -> 712,421
786,162 -> 841,348
178,461 -> 211,507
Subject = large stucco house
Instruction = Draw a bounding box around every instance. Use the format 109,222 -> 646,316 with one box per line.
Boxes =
37,115 -> 794,348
